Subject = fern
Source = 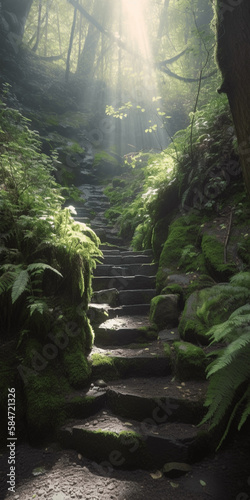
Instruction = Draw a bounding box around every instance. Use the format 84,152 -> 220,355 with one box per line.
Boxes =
28,301 -> 49,316
27,263 -> 63,278
230,271 -> 250,289
201,300 -> 250,447
11,269 -> 29,303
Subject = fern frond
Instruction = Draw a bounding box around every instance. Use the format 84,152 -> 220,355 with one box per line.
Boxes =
238,386 -> 250,430
28,301 -> 48,316
202,344 -> 250,428
207,314 -> 250,344
216,393 -> 246,450
207,331 -> 250,376
11,269 -> 29,303
27,262 -> 63,278
230,304 -> 250,318
230,271 -> 250,289
0,271 -> 16,294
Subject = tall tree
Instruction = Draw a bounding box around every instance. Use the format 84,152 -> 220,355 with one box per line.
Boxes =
216,0 -> 250,193
1,0 -> 33,36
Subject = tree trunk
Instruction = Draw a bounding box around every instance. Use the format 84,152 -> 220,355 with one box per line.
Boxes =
77,0 -> 101,77
216,0 -> 250,193
1,0 -> 33,36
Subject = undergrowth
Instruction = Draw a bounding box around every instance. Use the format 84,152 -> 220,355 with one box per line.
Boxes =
0,86 -> 101,441
202,273 -> 250,448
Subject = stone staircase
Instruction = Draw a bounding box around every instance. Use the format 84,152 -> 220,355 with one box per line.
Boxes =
59,183 -> 212,472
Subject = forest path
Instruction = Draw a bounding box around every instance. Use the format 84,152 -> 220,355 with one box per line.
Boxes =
3,182 -> 250,499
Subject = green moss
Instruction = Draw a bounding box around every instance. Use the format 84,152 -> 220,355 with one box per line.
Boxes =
24,368 -> 70,442
73,427 -> 149,468
157,215 -> 206,290
91,353 -> 118,380
150,294 -> 179,330
201,234 -> 236,280
238,235 -> 250,266
179,282 -> 250,345
173,341 -> 207,380
63,336 -> 91,388
93,151 -> 120,168
163,343 -> 173,368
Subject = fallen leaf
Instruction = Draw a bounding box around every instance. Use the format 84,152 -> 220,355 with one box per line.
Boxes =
125,422 -> 133,426
32,466 -> 46,477
150,470 -> 163,479
170,482 -> 179,488
200,480 -> 206,487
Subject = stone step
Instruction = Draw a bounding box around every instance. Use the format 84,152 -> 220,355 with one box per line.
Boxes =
109,304 -> 151,316
89,342 -> 172,380
106,376 -> 207,425
63,386 -> 107,420
120,249 -> 153,256
88,303 -> 152,324
94,263 -> 158,277
85,201 -> 110,209
100,244 -> 128,251
92,275 -> 155,291
94,315 -> 157,346
91,288 -> 156,307
88,195 -> 108,202
73,216 -> 91,224
103,235 -> 124,246
58,410 -> 210,470
119,289 -> 156,305
102,255 -> 153,265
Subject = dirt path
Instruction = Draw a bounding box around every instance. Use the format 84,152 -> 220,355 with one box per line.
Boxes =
1,433 -> 250,500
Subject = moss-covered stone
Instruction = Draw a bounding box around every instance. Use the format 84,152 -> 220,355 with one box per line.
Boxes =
179,282 -> 250,345
201,234 -> 236,281
156,215 -> 206,290
62,335 -> 91,388
150,294 -> 180,329
91,353 -> 118,380
151,216 -> 171,260
173,341 -> 207,380
71,427 -> 149,469
24,367 -> 70,443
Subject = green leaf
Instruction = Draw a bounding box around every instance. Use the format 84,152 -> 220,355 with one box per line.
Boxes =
28,302 -> 47,316
27,263 -> 63,278
200,480 -> 206,487
11,269 -> 29,304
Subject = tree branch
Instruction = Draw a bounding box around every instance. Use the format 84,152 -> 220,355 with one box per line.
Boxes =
67,0 -> 216,83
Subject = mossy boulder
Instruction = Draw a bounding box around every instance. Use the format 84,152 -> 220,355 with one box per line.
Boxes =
179,280 -> 250,345
150,294 -> 180,329
151,216 -> 171,260
156,215 -> 206,290
93,151 -> 121,178
91,353 -> 118,380
173,341 -> 207,380
201,234 -> 236,281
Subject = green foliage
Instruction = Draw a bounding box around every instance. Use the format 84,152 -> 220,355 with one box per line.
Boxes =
173,341 -> 207,380
0,95 -> 101,338
201,286 -> 250,447
156,215 -> 206,290
201,234 -> 236,280
179,275 -> 250,346
0,90 -> 100,438
25,367 -> 69,440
